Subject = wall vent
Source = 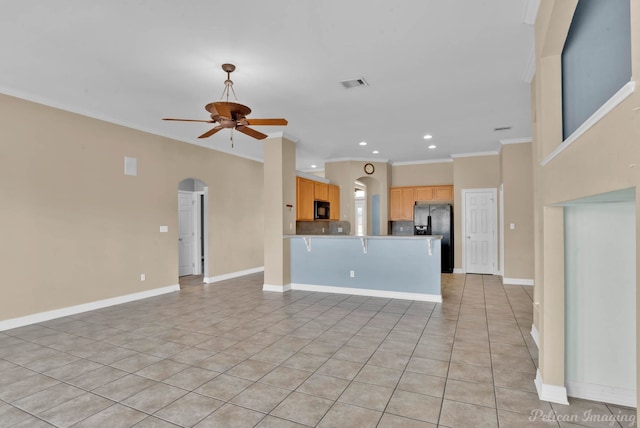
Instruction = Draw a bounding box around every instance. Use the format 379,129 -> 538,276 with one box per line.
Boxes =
340,78 -> 369,89
493,126 -> 512,131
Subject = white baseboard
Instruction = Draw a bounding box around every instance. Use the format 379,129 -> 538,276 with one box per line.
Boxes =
503,277 -> 534,286
530,324 -> 540,348
290,283 -> 442,303
262,283 -> 292,292
204,266 -> 264,284
0,284 -> 180,332
566,380 -> 637,408
453,268 -> 465,274
535,369 -> 569,405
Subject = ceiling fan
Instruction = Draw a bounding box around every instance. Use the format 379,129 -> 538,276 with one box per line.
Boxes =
163,63 -> 287,143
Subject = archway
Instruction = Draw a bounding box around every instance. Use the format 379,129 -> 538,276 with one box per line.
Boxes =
354,180 -> 366,236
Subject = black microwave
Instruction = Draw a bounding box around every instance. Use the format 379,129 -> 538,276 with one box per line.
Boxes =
314,200 -> 330,220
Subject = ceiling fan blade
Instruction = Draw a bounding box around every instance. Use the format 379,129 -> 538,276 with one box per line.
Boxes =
163,118 -> 216,123
212,102 -> 232,119
246,118 -> 288,126
198,126 -> 223,139
237,126 -> 268,140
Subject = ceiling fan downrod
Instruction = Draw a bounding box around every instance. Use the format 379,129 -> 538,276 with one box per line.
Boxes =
219,63 -> 238,102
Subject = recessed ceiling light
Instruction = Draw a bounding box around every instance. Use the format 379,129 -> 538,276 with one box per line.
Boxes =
311,165 -> 317,168
428,145 -> 436,149
423,134 -> 433,140
372,150 -> 380,154
359,141 -> 367,146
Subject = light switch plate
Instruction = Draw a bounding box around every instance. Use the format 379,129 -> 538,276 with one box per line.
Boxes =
160,225 -> 168,232
510,223 -> 515,230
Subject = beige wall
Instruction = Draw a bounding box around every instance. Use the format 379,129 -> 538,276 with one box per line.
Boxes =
0,94 -> 264,321
391,161 -> 454,187
533,0 -> 640,404
263,136 -> 296,287
501,143 -> 534,279
452,154 -> 501,270
325,160 -> 390,235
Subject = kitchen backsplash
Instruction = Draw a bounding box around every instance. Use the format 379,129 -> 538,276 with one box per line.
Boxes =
296,221 -> 351,235
389,221 -> 414,236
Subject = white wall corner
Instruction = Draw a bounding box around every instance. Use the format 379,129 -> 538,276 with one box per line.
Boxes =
530,323 -> 540,348
503,277 -> 535,286
523,0 -> 540,25
522,48 -> 536,83
535,369 -> 569,405
263,283 -> 292,292
204,266 -> 264,284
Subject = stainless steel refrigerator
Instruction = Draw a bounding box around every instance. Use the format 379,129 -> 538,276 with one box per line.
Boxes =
413,203 -> 454,273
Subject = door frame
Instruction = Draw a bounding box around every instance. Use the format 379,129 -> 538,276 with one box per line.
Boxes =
461,188 -> 498,275
178,190 -> 196,276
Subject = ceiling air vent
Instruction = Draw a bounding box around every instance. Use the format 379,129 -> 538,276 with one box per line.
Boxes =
340,78 -> 369,89
493,126 -> 512,131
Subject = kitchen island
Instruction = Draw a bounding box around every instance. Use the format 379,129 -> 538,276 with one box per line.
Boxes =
285,235 -> 442,302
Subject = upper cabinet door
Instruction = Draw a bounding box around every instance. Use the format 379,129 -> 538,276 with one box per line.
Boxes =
433,185 -> 453,201
414,187 -> 434,202
328,184 -> 340,220
296,177 -> 315,220
314,182 -> 329,201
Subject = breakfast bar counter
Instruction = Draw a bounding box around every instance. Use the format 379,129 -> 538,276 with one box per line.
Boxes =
285,235 -> 442,302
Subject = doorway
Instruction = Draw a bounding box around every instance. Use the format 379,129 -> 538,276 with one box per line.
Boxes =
462,188 -> 497,274
354,181 -> 366,236
178,178 -> 208,282
563,188 -> 636,406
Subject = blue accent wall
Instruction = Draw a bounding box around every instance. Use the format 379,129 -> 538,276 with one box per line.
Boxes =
562,0 -> 631,139
290,237 -> 441,296
372,194 -> 380,236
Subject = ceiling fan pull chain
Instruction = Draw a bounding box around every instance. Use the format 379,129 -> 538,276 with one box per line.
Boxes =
230,128 -> 234,148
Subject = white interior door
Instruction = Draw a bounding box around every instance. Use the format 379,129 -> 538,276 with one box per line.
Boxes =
464,189 -> 497,274
178,191 -> 195,276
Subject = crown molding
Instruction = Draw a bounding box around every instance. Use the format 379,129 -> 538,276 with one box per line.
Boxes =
265,131 -> 300,143
523,47 -> 536,83
296,170 -> 329,183
500,137 -> 532,145
523,0 -> 540,25
324,157 -> 390,164
391,158 -> 453,166
0,87 -> 268,164
451,150 -> 500,158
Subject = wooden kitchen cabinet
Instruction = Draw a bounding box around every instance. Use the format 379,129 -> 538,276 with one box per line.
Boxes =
390,184 -> 454,220
314,182 -> 329,201
390,187 -> 415,220
414,187 -> 433,202
296,177 -> 315,220
433,185 -> 453,201
328,184 -> 340,220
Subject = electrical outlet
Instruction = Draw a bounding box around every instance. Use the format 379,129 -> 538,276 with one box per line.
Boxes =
510,223 -> 515,230
338,227 -> 343,233
400,226 -> 403,231
350,270 -> 355,278
140,274 -> 145,281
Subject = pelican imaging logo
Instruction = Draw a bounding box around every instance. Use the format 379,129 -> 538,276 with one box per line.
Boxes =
529,409 -> 636,426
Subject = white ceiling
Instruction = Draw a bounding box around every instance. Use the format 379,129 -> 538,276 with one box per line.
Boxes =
0,0 -> 535,170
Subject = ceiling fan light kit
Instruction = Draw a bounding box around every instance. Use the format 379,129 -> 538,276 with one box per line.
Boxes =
163,64 -> 287,145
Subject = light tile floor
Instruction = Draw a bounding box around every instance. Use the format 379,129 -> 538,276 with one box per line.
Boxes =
0,273 -> 636,427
